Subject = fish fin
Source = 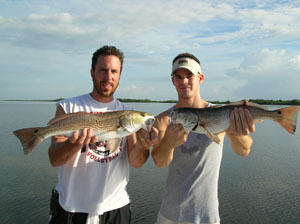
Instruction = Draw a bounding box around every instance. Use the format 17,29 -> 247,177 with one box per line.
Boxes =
106,138 -> 122,153
205,131 -> 222,144
226,100 -> 246,106
200,124 -> 222,144
48,112 -> 89,125
246,102 -> 268,110
119,115 -> 136,132
228,100 -> 267,110
277,106 -> 299,134
209,104 -> 223,108
254,119 -> 264,123
13,128 -> 45,155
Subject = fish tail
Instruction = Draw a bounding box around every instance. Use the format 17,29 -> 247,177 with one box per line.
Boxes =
277,106 -> 299,134
13,128 -> 45,155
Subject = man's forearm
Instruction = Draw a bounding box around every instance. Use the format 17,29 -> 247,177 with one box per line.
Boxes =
151,138 -> 175,168
48,139 -> 83,167
128,145 -> 150,169
227,134 -> 253,157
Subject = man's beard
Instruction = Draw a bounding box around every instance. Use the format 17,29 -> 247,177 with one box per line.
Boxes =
93,79 -> 119,98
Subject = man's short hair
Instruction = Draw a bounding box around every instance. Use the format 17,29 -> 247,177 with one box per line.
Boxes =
91,45 -> 124,72
172,53 -> 200,65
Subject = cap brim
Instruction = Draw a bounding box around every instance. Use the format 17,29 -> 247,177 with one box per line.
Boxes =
172,65 -> 198,75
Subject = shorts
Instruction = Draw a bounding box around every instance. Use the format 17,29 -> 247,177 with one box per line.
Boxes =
49,189 -> 131,224
155,212 -> 220,224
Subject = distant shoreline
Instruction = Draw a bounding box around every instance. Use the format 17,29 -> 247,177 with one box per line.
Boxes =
2,98 -> 300,105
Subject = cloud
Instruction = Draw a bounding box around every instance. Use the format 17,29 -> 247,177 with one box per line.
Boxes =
0,0 -> 299,60
227,48 -> 300,100
118,85 -> 137,93
0,0 -> 299,101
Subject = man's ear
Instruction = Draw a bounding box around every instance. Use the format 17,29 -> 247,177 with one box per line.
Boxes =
90,68 -> 94,78
199,73 -> 204,83
171,76 -> 175,86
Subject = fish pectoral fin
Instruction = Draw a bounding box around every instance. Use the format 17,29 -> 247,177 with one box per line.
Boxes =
123,126 -> 136,133
201,125 -> 221,144
106,138 -> 122,153
121,123 -> 136,133
206,132 -> 222,144
48,112 -> 89,125
119,115 -> 137,133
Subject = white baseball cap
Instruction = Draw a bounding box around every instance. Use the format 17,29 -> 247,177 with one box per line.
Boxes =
172,57 -> 202,75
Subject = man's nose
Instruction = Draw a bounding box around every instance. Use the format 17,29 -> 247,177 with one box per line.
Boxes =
181,77 -> 189,84
104,70 -> 114,80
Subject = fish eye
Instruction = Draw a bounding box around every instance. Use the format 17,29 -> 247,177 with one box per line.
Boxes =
277,111 -> 282,115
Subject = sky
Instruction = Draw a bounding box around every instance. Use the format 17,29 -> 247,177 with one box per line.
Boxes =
0,0 -> 299,101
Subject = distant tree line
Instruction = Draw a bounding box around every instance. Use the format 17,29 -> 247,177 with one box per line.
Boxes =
3,98 -> 300,105
117,98 -> 177,103
118,98 -> 300,105
248,99 -> 300,105
210,99 -> 300,105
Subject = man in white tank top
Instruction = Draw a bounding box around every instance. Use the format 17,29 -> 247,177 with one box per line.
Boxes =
149,53 -> 256,224
48,46 -> 155,224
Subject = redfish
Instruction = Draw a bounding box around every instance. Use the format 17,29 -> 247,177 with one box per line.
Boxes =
171,101 -> 299,144
13,110 -> 155,155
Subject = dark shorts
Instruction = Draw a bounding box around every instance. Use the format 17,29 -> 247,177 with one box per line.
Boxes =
49,189 -> 131,224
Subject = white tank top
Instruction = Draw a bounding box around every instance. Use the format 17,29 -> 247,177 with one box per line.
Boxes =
55,93 -> 131,215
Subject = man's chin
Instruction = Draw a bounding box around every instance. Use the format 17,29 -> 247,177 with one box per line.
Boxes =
97,89 -> 115,98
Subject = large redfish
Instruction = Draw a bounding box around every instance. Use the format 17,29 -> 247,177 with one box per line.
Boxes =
13,110 -> 155,155
171,101 -> 299,144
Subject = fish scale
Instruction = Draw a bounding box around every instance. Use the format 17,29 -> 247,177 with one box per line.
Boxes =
48,112 -> 123,132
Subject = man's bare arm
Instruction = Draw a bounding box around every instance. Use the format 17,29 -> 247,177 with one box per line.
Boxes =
48,106 -> 97,167
151,111 -> 188,168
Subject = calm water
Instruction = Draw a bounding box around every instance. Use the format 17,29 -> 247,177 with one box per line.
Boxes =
1,102 -> 300,224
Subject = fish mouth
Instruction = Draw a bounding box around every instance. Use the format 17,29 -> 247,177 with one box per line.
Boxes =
145,117 -> 155,131
170,111 -> 177,123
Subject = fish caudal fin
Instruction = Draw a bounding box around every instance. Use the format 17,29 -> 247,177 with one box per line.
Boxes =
13,128 -> 45,155
277,106 -> 299,134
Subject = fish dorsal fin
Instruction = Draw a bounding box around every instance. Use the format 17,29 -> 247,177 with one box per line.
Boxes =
209,104 -> 223,108
48,112 -> 89,125
227,100 -> 246,106
228,100 -> 267,110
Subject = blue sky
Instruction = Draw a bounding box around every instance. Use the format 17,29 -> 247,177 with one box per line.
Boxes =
0,0 -> 299,101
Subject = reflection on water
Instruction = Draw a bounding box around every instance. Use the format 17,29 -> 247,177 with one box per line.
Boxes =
1,102 -> 300,224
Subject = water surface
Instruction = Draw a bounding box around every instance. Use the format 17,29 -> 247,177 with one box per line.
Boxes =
1,102 -> 299,224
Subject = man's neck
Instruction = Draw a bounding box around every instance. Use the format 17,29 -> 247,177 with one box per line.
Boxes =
90,92 -> 114,103
176,95 -> 208,108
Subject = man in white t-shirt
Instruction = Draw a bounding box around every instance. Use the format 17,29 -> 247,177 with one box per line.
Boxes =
48,46 -> 155,224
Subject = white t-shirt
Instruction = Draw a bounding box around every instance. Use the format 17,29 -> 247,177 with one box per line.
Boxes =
55,93 -> 132,215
